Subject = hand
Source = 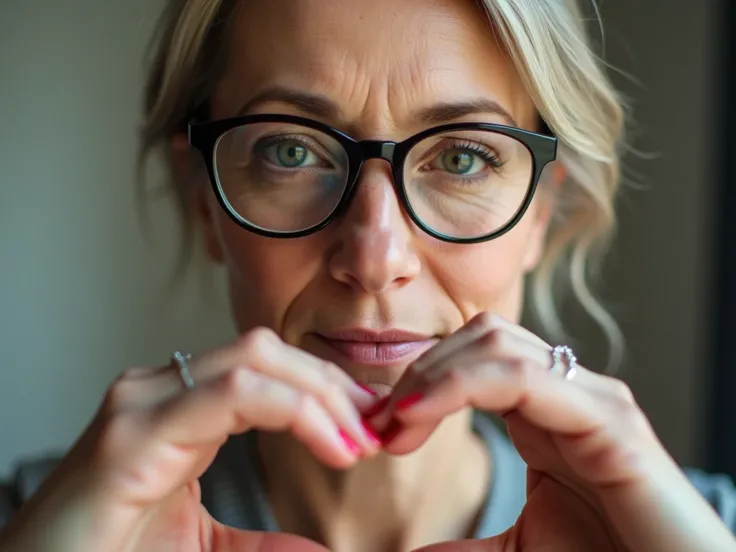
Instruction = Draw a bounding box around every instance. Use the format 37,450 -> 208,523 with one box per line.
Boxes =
0,328 -> 380,552
368,313 -> 736,552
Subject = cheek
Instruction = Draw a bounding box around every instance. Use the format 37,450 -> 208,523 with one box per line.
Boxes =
216,221 -> 322,333
427,222 -> 536,322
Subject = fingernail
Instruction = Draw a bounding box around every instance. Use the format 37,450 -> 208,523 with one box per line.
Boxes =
361,419 -> 383,447
357,383 -> 377,396
395,392 -> 424,411
339,429 -> 362,456
363,396 -> 390,418
382,420 -> 403,446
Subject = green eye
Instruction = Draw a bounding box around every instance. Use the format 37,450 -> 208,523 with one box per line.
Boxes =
441,150 -> 475,174
275,142 -> 309,167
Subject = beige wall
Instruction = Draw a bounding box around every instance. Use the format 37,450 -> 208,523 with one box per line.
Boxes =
0,1 -> 234,478
0,0 -> 720,476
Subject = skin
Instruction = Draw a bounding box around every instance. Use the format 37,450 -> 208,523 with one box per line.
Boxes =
196,0 -> 549,548
1,1 -> 735,552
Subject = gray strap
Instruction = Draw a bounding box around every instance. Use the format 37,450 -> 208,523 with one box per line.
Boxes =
471,413 -> 526,537
0,456 -> 61,533
685,468 -> 736,531
199,433 -> 278,531
13,457 -> 60,503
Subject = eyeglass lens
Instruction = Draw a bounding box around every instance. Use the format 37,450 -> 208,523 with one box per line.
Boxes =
214,122 -> 533,239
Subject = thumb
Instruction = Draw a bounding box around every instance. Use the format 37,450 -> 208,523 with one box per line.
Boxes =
212,522 -> 331,552
411,533 -> 511,552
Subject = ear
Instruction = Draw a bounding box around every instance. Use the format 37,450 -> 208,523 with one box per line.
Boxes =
171,134 -> 226,264
521,161 -> 566,272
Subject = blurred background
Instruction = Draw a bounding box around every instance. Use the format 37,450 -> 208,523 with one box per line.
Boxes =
1,0 -> 735,479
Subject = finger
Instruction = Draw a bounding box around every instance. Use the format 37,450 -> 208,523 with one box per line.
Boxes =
226,336 -> 380,452
118,332 -> 380,452
412,537 -> 503,552
379,419 -> 440,455
116,363 -> 379,456
368,318 -> 555,430
389,327 -> 601,420
409,313 -> 499,374
375,328 -> 604,454
214,523 -> 332,552
159,367 -> 360,464
105,367 -> 362,508
506,414 -> 605,509
395,358 -> 605,434
133,328 -> 376,409
392,359 -> 663,485
413,313 -> 549,373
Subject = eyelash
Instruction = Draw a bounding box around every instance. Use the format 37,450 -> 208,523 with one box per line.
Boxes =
445,140 -> 503,169
257,134 -> 323,155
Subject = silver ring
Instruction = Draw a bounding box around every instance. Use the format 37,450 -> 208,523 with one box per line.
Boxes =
550,345 -> 577,381
172,351 -> 195,390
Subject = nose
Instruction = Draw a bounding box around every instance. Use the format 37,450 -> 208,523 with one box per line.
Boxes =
327,160 -> 421,294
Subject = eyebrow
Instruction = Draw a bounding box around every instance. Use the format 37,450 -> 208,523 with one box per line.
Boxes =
416,99 -> 517,127
237,87 -> 341,119
236,86 -> 518,127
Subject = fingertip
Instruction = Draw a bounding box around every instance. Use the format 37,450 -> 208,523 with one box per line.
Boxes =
379,422 -> 436,456
312,442 -> 360,470
362,396 -> 391,418
394,392 -> 425,411
356,382 -> 377,397
360,419 -> 383,450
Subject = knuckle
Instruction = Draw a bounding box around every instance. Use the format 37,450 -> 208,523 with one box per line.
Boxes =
296,393 -> 320,420
322,380 -> 344,400
599,387 -> 648,432
103,371 -> 145,412
405,360 -> 434,385
504,358 -> 536,385
445,366 -> 469,392
472,311 -> 499,331
238,327 -> 278,357
478,328 -> 507,353
93,410 -> 146,460
118,365 -> 153,381
222,365 -> 263,397
320,360 -> 345,380
313,379 -> 345,408
612,400 -> 651,437
602,376 -> 636,403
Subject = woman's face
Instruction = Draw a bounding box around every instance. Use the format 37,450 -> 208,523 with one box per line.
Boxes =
194,0 -> 553,390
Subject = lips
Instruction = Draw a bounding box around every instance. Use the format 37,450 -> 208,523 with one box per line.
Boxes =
314,328 -> 438,367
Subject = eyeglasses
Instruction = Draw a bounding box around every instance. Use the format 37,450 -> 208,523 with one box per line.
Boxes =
188,114 -> 557,244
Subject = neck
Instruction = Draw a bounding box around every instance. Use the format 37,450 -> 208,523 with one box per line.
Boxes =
258,409 -> 490,552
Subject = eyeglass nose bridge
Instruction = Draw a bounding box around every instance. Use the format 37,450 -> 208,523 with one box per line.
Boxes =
356,140 -> 398,164
343,138 -> 403,194
337,139 -> 405,219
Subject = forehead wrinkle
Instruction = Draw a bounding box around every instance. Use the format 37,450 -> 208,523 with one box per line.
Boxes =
216,0 -> 535,132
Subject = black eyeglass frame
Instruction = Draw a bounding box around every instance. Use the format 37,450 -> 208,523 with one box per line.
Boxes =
188,114 -> 558,244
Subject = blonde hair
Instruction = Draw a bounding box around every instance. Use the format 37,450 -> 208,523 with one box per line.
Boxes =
140,0 -> 626,370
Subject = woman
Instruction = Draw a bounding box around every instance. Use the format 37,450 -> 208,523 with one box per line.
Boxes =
1,0 -> 735,550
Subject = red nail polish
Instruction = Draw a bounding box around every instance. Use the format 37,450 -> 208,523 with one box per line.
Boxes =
395,392 -> 424,411
382,420 -> 403,446
339,429 -> 361,456
357,383 -> 377,396
363,396 -> 390,418
361,419 -> 383,446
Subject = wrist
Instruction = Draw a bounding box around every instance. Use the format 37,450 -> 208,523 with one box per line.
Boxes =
0,470 -> 144,552
598,455 -> 736,552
